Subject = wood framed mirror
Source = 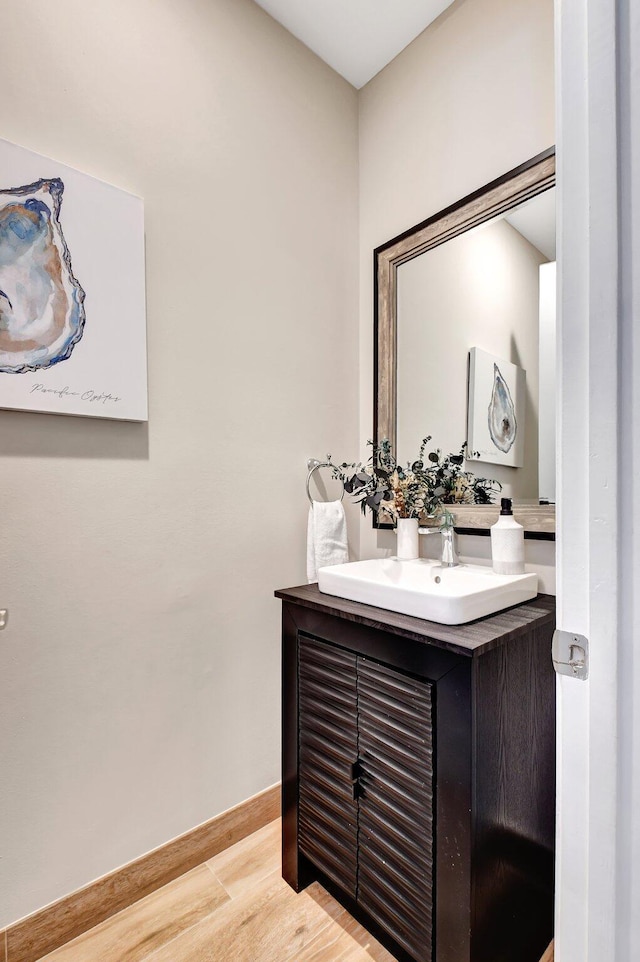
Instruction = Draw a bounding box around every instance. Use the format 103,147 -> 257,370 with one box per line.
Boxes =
374,148 -> 556,537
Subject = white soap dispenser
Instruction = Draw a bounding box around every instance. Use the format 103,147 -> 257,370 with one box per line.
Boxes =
491,498 -> 525,575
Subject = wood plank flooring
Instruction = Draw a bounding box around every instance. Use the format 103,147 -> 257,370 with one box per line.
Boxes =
7,785 -> 280,962
540,943 -> 555,962
37,818 -> 554,962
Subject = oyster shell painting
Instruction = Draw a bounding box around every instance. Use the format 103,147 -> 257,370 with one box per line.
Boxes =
488,362 -> 517,453
0,136 -> 147,420
0,178 -> 85,373
467,347 -> 525,467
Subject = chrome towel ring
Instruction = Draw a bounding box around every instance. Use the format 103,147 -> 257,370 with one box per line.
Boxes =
306,458 -> 345,506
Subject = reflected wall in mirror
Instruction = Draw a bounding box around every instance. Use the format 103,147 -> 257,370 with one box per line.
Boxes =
375,149 -> 556,535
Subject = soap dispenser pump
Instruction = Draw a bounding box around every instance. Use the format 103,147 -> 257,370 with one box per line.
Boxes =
491,498 -> 525,575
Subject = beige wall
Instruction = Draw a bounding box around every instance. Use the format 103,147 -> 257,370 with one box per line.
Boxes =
358,0 -> 556,588
0,0 -> 359,926
0,0 -> 558,927
397,218 -> 546,500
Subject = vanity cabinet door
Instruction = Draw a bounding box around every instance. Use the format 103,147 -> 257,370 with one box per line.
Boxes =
297,634 -> 359,897
357,658 -> 434,962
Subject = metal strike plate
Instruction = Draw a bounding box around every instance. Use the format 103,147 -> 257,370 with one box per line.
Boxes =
552,629 -> 589,680
0,610 -> 8,629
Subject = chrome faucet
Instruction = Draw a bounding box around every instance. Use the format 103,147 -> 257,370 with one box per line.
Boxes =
440,526 -> 458,567
419,512 -> 459,567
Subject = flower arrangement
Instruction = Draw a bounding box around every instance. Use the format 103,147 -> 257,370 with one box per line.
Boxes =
328,436 -> 501,522
422,440 -> 502,507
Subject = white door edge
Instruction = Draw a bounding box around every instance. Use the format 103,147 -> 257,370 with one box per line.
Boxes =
555,0 -> 639,958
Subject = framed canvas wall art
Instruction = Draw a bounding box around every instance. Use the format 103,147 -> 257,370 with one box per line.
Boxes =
0,137 -> 147,421
467,347 -> 525,468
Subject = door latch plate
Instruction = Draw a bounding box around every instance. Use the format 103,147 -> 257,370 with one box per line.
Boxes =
552,630 -> 589,680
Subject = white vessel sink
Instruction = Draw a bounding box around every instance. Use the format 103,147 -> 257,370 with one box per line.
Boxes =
317,558 -> 538,626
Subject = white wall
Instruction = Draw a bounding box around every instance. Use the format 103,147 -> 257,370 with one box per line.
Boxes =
538,262 -> 557,502
397,218 -> 545,501
0,0 -> 359,926
358,0 -> 556,587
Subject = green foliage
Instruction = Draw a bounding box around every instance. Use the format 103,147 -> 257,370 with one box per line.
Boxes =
329,437 -> 501,522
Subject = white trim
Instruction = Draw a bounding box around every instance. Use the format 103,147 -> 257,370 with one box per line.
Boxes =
614,1 -> 640,958
556,0 -> 640,958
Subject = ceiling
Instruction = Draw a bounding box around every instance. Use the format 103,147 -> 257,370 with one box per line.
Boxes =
252,0 -> 456,89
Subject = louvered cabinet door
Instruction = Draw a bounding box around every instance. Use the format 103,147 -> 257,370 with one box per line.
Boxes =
357,658 -> 435,962
297,635 -> 359,897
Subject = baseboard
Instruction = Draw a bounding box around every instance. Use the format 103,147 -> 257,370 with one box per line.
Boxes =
3,783 -> 280,962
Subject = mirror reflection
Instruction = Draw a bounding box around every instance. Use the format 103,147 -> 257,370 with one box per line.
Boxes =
396,187 -> 556,505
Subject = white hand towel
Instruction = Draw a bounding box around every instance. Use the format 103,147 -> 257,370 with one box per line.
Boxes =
307,500 -> 349,583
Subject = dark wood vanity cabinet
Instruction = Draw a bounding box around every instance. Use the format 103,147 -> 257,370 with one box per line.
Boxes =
277,584 -> 556,962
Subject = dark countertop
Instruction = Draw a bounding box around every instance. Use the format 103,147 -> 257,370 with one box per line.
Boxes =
275,582 -> 556,658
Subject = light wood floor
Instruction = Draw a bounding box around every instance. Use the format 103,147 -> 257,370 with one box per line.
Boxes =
38,818 -> 554,962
